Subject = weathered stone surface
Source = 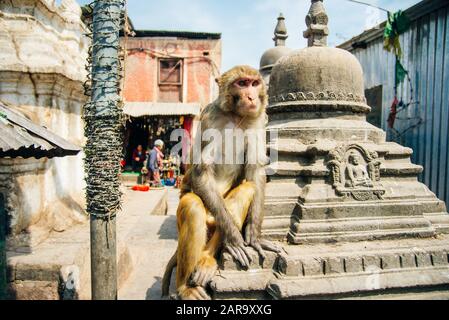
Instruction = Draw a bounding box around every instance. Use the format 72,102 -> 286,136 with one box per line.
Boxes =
220,248 -> 278,271
325,257 -> 344,274
210,270 -> 274,300
268,267 -> 449,299
400,253 -> 417,269
8,280 -> 59,300
262,0 -> 449,247
344,256 -> 364,273
15,263 -> 60,281
301,257 -> 323,276
415,252 -> 433,268
430,251 -> 448,266
0,0 -> 89,248
380,254 -> 401,270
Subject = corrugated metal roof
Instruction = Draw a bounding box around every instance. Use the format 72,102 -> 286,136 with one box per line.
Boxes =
123,102 -> 201,117
130,30 -> 221,40
0,102 -> 81,159
338,0 -> 448,50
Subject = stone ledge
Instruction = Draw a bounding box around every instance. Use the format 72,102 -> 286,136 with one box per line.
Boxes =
268,266 -> 449,299
210,269 -> 275,300
7,280 -> 59,300
277,248 -> 449,277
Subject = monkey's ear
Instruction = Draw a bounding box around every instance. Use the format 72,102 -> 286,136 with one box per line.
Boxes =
215,77 -> 220,84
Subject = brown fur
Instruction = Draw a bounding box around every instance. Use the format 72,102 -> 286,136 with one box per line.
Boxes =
161,66 -> 280,300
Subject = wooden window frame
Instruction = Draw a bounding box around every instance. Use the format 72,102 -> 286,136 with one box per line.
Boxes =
158,58 -> 183,86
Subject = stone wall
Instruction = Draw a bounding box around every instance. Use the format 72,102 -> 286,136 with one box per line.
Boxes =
0,0 -> 89,249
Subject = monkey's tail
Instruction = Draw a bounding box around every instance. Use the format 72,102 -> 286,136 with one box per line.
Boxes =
161,249 -> 177,298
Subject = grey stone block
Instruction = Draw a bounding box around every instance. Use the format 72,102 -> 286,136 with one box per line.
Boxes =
277,256 -> 302,276
15,263 -> 60,282
301,257 -> 323,276
8,280 -> 60,300
380,254 -> 401,270
325,257 -> 344,274
400,253 -> 417,268
344,256 -> 364,273
430,251 -> 448,266
415,252 -> 432,267
363,255 -> 381,271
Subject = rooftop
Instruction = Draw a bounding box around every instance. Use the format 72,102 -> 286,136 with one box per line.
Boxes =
126,30 -> 221,40
338,0 -> 448,50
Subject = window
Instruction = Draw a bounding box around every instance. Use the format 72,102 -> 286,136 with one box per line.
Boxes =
158,59 -> 183,102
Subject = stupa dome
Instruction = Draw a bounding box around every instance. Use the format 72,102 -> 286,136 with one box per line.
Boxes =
267,0 -> 370,114
260,46 -> 292,72
259,14 -> 292,84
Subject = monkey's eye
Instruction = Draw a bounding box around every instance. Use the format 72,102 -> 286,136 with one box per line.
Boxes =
252,80 -> 260,87
237,80 -> 247,87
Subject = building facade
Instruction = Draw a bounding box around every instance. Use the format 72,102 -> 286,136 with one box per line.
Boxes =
339,0 -> 449,205
120,30 -> 222,172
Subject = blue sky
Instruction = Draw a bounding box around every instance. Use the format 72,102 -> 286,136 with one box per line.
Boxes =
75,0 -> 420,71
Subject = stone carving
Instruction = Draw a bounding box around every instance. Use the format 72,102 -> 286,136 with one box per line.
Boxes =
304,0 -> 329,47
346,152 -> 373,188
269,91 -> 366,104
327,144 -> 384,201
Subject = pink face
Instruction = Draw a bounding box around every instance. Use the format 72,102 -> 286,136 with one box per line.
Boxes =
232,77 -> 262,114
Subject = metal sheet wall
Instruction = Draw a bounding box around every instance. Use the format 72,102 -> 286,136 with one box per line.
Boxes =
349,5 -> 449,205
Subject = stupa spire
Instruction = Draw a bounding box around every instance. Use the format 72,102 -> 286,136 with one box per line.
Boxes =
273,13 -> 288,47
303,0 -> 329,47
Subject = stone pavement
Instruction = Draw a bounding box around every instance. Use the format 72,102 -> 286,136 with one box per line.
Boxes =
118,187 -> 179,300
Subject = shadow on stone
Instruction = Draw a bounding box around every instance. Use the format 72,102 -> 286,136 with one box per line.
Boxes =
157,215 -> 178,240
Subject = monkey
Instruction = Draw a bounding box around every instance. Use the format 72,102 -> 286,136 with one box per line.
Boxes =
161,65 -> 282,300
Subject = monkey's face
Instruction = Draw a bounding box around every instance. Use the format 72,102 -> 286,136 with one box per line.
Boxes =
217,65 -> 267,118
230,77 -> 264,118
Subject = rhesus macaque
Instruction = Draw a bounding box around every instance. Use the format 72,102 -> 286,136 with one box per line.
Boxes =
162,65 -> 281,300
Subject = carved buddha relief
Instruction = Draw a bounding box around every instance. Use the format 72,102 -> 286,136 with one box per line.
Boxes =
345,152 -> 373,188
327,144 -> 385,201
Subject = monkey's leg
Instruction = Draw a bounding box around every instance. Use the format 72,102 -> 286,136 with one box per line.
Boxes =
225,181 -> 256,230
190,181 -> 257,287
176,193 -> 211,300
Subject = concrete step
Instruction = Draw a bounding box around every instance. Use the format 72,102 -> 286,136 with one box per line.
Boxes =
268,267 -> 449,299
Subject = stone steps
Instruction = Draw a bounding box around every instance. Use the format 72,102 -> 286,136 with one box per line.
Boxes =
268,267 -> 449,299
210,237 -> 449,300
268,161 -> 423,177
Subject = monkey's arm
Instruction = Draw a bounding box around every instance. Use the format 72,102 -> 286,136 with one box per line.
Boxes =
244,165 -> 282,257
191,165 -> 253,268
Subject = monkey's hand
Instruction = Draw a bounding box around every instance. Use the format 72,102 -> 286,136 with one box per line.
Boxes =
248,238 -> 284,260
223,233 -> 253,269
245,224 -> 283,259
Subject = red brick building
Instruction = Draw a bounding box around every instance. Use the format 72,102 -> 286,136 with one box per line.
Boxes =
120,30 -> 222,171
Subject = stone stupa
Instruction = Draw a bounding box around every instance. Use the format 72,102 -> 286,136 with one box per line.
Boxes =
259,13 -> 292,85
210,0 -> 449,300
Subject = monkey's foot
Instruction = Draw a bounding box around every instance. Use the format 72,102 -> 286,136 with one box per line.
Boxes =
178,285 -> 211,300
189,256 -> 218,287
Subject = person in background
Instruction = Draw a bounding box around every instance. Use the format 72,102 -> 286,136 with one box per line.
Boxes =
147,139 -> 164,187
132,144 -> 146,172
